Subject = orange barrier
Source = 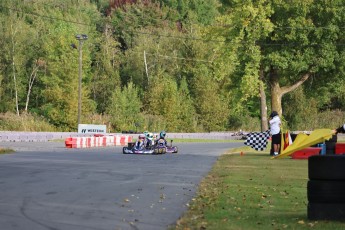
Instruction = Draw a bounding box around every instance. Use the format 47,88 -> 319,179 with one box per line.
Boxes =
65,135 -> 132,148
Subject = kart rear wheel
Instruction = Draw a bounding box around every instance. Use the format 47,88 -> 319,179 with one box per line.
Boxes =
158,148 -> 165,154
172,146 -> 178,153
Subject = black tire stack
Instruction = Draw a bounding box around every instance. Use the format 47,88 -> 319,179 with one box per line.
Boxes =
308,155 -> 345,220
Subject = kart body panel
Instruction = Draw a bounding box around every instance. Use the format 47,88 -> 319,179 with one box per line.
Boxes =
123,139 -> 178,154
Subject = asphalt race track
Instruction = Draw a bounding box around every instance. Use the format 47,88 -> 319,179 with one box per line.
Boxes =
0,142 -> 244,230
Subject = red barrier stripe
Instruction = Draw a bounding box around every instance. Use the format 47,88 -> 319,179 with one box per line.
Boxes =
64,135 -> 131,148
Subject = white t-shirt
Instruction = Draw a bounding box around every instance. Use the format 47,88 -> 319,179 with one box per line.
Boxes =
269,116 -> 281,135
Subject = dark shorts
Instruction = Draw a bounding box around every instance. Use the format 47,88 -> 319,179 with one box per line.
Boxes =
272,133 -> 281,144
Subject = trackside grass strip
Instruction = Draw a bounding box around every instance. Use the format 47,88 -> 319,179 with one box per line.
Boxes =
174,150 -> 345,230
0,148 -> 13,154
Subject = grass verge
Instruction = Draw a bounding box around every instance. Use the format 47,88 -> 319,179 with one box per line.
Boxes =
0,148 -> 14,154
174,147 -> 345,230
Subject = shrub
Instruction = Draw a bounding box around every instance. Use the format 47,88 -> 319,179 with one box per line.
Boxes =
0,112 -> 58,131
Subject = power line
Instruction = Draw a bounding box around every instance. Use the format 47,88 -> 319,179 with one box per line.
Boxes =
122,29 -> 225,43
144,52 -> 213,63
126,29 -> 345,47
1,4 -> 345,46
0,5 -> 89,26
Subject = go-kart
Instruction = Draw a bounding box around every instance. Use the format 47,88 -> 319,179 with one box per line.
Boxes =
123,140 -> 154,154
153,139 -> 178,154
123,139 -> 178,154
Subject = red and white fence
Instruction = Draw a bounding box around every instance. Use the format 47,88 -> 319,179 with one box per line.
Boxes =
65,135 -> 132,148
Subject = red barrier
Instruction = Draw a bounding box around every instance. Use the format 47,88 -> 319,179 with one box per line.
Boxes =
291,147 -> 322,159
65,137 -> 73,148
120,136 -> 125,145
64,135 -> 131,148
335,143 -> 345,155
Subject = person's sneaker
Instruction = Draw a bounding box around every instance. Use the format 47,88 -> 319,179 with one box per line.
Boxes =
273,152 -> 279,156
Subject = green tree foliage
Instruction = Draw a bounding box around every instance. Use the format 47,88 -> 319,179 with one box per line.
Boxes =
29,1 -> 97,129
210,0 -> 345,126
91,26 -> 121,113
268,0 -> 345,113
189,64 -> 229,131
206,1 -> 273,115
106,82 -> 143,132
107,1 -> 201,132
0,0 -> 39,114
175,77 -> 197,132
0,0 -> 345,132
283,87 -> 319,130
156,0 -> 220,25
143,74 -> 196,132
110,1 -> 178,51
284,87 -> 345,130
144,74 -> 180,130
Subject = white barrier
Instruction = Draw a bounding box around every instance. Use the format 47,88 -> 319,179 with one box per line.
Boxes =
64,135 -> 132,148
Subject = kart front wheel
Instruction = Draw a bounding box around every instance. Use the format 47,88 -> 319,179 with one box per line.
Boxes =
123,147 -> 129,154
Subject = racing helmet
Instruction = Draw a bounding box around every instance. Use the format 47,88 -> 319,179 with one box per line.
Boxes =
138,134 -> 145,140
143,131 -> 149,138
148,132 -> 154,140
160,131 -> 166,138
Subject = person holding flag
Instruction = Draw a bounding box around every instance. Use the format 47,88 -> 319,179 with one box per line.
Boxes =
334,124 -> 345,134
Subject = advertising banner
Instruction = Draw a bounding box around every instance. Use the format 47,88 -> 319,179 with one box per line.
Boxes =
78,124 -> 107,134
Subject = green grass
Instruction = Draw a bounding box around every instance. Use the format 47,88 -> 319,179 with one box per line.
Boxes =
174,147 -> 345,230
0,148 -> 14,154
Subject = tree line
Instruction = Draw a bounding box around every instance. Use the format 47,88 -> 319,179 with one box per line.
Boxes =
0,0 -> 345,132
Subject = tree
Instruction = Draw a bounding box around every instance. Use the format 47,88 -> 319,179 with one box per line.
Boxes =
144,74 -> 180,131
264,0 -> 345,115
212,0 -> 345,125
189,64 -> 229,131
91,23 -> 121,113
32,1 -> 97,129
0,1 -> 38,115
25,59 -> 46,112
201,3 -> 270,130
156,0 -> 220,25
175,77 -> 197,132
106,82 -> 143,132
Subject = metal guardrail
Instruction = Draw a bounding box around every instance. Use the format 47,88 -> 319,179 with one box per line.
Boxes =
3,131 -> 340,142
0,132 -> 89,142
0,131 -> 245,142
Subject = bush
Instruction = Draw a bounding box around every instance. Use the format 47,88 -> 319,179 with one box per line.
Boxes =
0,112 -> 58,131
228,114 -> 261,132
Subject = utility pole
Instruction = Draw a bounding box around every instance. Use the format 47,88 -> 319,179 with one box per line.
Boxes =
75,34 -> 88,125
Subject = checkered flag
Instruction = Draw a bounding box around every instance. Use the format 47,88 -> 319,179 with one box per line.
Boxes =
244,130 -> 270,151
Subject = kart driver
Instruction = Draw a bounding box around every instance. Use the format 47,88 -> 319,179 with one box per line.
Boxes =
143,131 -> 154,148
156,131 -> 167,147
135,134 -> 146,150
